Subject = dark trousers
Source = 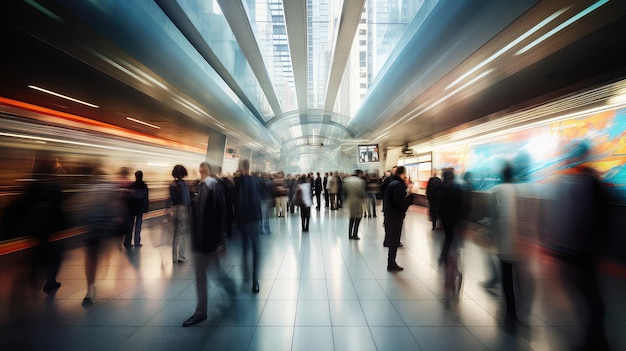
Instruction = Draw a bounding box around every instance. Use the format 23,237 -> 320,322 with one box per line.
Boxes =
559,255 -> 609,349
288,192 -> 295,213
439,216 -> 456,261
324,190 -> 329,207
315,192 -> 321,209
224,209 -> 233,237
239,221 -> 261,283
33,241 -> 63,285
385,219 -> 403,266
500,260 -> 517,320
192,251 -> 219,316
125,212 -> 143,246
300,206 -> 310,230
349,217 -> 361,238
428,199 -> 438,228
368,194 -> 377,216
330,193 -> 338,210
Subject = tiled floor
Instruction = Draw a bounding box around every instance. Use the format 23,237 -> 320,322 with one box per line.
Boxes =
1,204 -> 625,350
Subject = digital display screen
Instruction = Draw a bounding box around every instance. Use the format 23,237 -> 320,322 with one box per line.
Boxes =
358,144 -> 380,164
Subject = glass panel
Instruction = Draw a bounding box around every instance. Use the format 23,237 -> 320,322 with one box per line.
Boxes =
308,0 -> 344,109
335,0 -> 438,119
177,0 -> 274,120
241,0 -> 298,112
61,0 -> 262,124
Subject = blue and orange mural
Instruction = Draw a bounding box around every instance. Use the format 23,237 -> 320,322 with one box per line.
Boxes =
433,107 -> 626,202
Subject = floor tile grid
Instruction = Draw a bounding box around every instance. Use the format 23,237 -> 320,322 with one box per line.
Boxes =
2,203 -> 626,350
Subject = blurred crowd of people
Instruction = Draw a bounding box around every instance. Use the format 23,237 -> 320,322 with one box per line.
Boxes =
421,140 -> 613,349
0,140 -> 617,349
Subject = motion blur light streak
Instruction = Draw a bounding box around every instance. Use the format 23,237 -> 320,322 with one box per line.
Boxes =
445,7 -> 569,91
406,70 -> 494,123
0,131 -> 192,160
0,96 -> 205,153
126,117 -> 161,129
27,85 -> 99,108
90,50 -> 152,87
22,0 -> 65,23
515,0 -> 610,56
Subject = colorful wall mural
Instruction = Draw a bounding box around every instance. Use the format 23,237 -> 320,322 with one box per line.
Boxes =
433,107 -> 626,202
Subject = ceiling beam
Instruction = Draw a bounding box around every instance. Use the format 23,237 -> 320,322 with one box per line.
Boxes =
324,0 -> 365,112
155,0 -> 266,125
320,0 -> 365,149
283,0 -> 308,113
217,0 -> 283,119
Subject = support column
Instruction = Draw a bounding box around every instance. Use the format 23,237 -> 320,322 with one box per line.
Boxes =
205,128 -> 227,171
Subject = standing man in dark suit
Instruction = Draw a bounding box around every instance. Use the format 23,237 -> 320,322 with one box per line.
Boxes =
437,169 -> 463,265
234,159 -> 265,294
381,166 -> 397,247
383,166 -> 413,271
426,170 -> 442,230
126,170 -> 149,248
183,161 -> 225,327
314,172 -> 323,210
323,172 -> 329,208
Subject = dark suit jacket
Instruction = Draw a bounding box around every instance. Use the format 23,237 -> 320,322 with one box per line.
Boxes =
191,177 -> 225,253
314,177 -> 322,192
234,175 -> 265,224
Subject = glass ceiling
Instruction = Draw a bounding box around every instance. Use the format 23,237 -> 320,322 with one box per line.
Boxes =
334,0 -> 430,119
174,0 -> 436,170
241,0 -> 298,112
176,0 -> 274,120
176,0 -> 432,124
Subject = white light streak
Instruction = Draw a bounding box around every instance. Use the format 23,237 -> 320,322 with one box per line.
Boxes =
446,7 -> 569,90
28,85 -> 99,108
515,0 -> 609,55
126,117 -> 161,129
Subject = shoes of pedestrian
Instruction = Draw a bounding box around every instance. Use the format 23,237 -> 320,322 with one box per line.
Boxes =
182,314 -> 207,327
252,281 -> 260,294
353,236 -> 360,240
398,242 -> 403,247
43,281 -> 61,293
134,244 -> 143,248
387,265 -> 404,272
82,285 -> 95,305
383,242 -> 389,247
123,244 -> 132,249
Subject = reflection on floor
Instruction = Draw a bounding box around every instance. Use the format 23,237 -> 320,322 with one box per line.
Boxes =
1,205 -> 625,350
